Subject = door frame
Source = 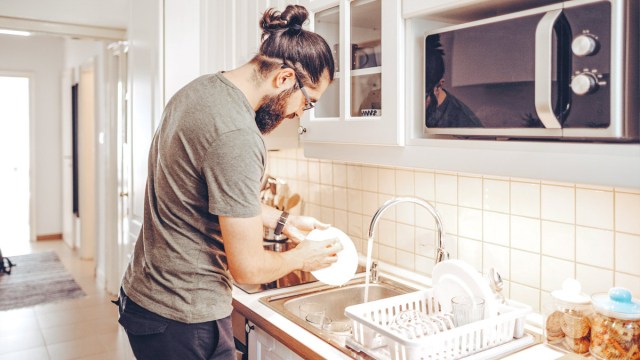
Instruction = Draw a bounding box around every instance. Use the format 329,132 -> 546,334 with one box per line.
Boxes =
0,71 -> 37,243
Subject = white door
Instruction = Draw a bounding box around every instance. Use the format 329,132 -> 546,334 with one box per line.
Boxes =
0,74 -> 32,255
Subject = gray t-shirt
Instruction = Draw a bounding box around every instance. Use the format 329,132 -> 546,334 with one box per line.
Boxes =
122,72 -> 266,323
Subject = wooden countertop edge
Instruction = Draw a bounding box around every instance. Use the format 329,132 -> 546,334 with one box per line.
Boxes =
232,298 -> 326,360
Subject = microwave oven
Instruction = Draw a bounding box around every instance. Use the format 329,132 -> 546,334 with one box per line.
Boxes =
423,0 -> 639,141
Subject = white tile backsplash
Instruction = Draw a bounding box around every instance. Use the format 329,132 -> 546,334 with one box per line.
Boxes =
268,150 -> 640,314
541,184 -> 575,223
615,192 -> 640,234
575,226 -> 613,269
510,181 -> 540,218
576,188 -> 614,230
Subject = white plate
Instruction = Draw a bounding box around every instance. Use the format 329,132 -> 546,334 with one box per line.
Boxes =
305,227 -> 358,286
432,259 -> 498,318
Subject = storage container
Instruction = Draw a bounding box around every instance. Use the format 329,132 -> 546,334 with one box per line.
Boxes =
543,278 -> 593,355
589,287 -> 640,360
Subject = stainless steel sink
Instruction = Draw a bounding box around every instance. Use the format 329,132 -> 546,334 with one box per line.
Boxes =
260,275 -> 418,358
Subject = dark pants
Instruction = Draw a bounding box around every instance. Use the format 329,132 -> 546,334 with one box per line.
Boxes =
116,288 -> 235,360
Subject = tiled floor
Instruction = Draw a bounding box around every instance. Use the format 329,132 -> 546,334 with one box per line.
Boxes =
0,240 -> 135,360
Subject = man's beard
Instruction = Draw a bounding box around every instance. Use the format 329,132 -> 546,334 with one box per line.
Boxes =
255,88 -> 295,135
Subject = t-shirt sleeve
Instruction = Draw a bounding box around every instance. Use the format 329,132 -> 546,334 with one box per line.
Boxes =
201,128 -> 264,217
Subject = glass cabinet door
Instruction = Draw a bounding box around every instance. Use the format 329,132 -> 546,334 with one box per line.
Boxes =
350,0 -> 381,118
313,6 -> 340,118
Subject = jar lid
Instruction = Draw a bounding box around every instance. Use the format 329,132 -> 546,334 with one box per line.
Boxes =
551,278 -> 591,305
592,287 -> 640,320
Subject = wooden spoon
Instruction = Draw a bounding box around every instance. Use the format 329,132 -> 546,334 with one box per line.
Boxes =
285,193 -> 300,211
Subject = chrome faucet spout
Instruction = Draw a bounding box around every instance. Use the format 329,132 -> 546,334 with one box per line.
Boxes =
368,197 -> 449,267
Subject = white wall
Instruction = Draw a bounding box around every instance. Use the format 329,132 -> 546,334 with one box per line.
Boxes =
0,34 -> 64,237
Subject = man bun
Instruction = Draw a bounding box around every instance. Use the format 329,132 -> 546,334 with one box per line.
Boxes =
260,5 -> 308,39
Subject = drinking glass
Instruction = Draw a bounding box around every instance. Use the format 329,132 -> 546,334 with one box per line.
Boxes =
451,296 -> 485,326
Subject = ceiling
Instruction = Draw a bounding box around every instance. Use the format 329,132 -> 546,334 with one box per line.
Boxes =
0,0 -> 130,29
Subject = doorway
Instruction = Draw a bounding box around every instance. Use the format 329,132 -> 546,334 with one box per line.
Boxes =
0,74 -> 32,256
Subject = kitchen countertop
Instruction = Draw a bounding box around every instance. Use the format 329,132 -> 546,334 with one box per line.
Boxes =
232,262 -> 570,359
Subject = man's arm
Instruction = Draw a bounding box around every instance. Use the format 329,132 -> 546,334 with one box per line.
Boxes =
220,215 -> 341,285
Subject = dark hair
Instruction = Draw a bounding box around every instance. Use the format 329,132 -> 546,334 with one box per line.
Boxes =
425,34 -> 445,92
254,5 -> 335,88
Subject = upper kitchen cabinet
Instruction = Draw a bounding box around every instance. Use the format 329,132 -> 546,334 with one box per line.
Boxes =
298,0 -> 404,145
402,0 -> 563,21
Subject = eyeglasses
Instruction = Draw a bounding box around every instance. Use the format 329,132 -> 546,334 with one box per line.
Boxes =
282,61 -> 315,111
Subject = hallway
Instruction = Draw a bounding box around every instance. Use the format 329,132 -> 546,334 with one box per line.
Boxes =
0,240 -> 134,359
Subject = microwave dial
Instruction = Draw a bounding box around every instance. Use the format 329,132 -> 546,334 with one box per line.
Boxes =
572,34 -> 599,57
571,72 -> 599,95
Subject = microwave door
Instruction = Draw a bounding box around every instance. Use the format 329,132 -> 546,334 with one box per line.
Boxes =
535,9 -> 572,129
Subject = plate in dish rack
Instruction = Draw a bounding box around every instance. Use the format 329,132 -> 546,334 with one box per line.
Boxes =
305,227 -> 358,286
432,259 -> 498,318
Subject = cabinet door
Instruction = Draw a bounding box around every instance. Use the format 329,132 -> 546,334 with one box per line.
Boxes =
248,322 -> 302,360
299,0 -> 404,145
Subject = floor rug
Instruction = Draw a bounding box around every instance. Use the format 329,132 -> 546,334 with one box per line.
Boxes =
0,251 -> 86,311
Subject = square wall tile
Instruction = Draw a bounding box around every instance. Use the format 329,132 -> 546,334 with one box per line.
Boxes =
348,213 -> 364,240
308,161 -> 320,182
333,187 -> 347,211
483,179 -> 510,213
483,211 -> 510,247
362,191 -> 379,217
541,221 -> 575,261
511,181 -> 540,218
362,166 -> 378,192
459,208 -> 482,240
378,194 -> 396,221
510,283 -> 540,312
483,243 -> 510,281
296,160 -> 308,182
396,223 -> 415,252
347,165 -> 363,189
511,250 -> 540,288
576,264 -> 613,295
286,159 -> 298,180
415,255 -> 435,276
541,184 -> 575,223
396,203 -> 415,226
576,188 -> 614,230
416,207 -> 437,230
379,244 -> 396,265
334,210 -> 348,235
378,219 -> 396,248
333,163 -> 347,187
308,183 -> 321,205
459,176 -> 483,209
615,272 -> 640,298
397,250 -> 415,271
415,171 -> 435,202
321,207 -> 334,224
458,238 -> 482,272
416,227 -> 436,257
396,170 -> 415,196
320,162 -> 332,184
435,173 -> 458,205
511,216 -> 541,253
615,192 -> 640,235
378,168 -> 396,195
436,204 -> 458,236
541,256 -> 574,292
347,189 -> 363,214
444,234 -> 459,259
576,226 -> 613,269
320,185 -> 334,207
615,232 -> 640,276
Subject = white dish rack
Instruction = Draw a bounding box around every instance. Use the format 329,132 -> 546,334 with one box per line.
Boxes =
345,289 -> 532,360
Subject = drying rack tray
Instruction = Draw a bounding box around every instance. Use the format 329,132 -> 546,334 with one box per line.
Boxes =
345,289 -> 531,360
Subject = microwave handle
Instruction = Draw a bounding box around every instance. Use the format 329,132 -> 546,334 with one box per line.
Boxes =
534,9 -> 563,129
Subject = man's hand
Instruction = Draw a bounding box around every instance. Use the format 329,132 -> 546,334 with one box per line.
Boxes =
282,215 -> 331,243
288,238 -> 343,272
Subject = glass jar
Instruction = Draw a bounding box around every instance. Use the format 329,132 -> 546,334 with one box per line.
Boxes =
590,287 -> 640,360
543,278 -> 593,354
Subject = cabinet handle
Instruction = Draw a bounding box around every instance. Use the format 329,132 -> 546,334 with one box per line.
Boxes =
245,322 -> 254,334
119,192 -> 129,197
297,126 -> 307,135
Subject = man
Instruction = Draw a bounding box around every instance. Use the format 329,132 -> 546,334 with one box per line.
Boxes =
117,5 -> 341,359
425,35 -> 482,128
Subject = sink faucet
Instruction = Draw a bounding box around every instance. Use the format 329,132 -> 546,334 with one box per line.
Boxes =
368,197 -> 449,269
